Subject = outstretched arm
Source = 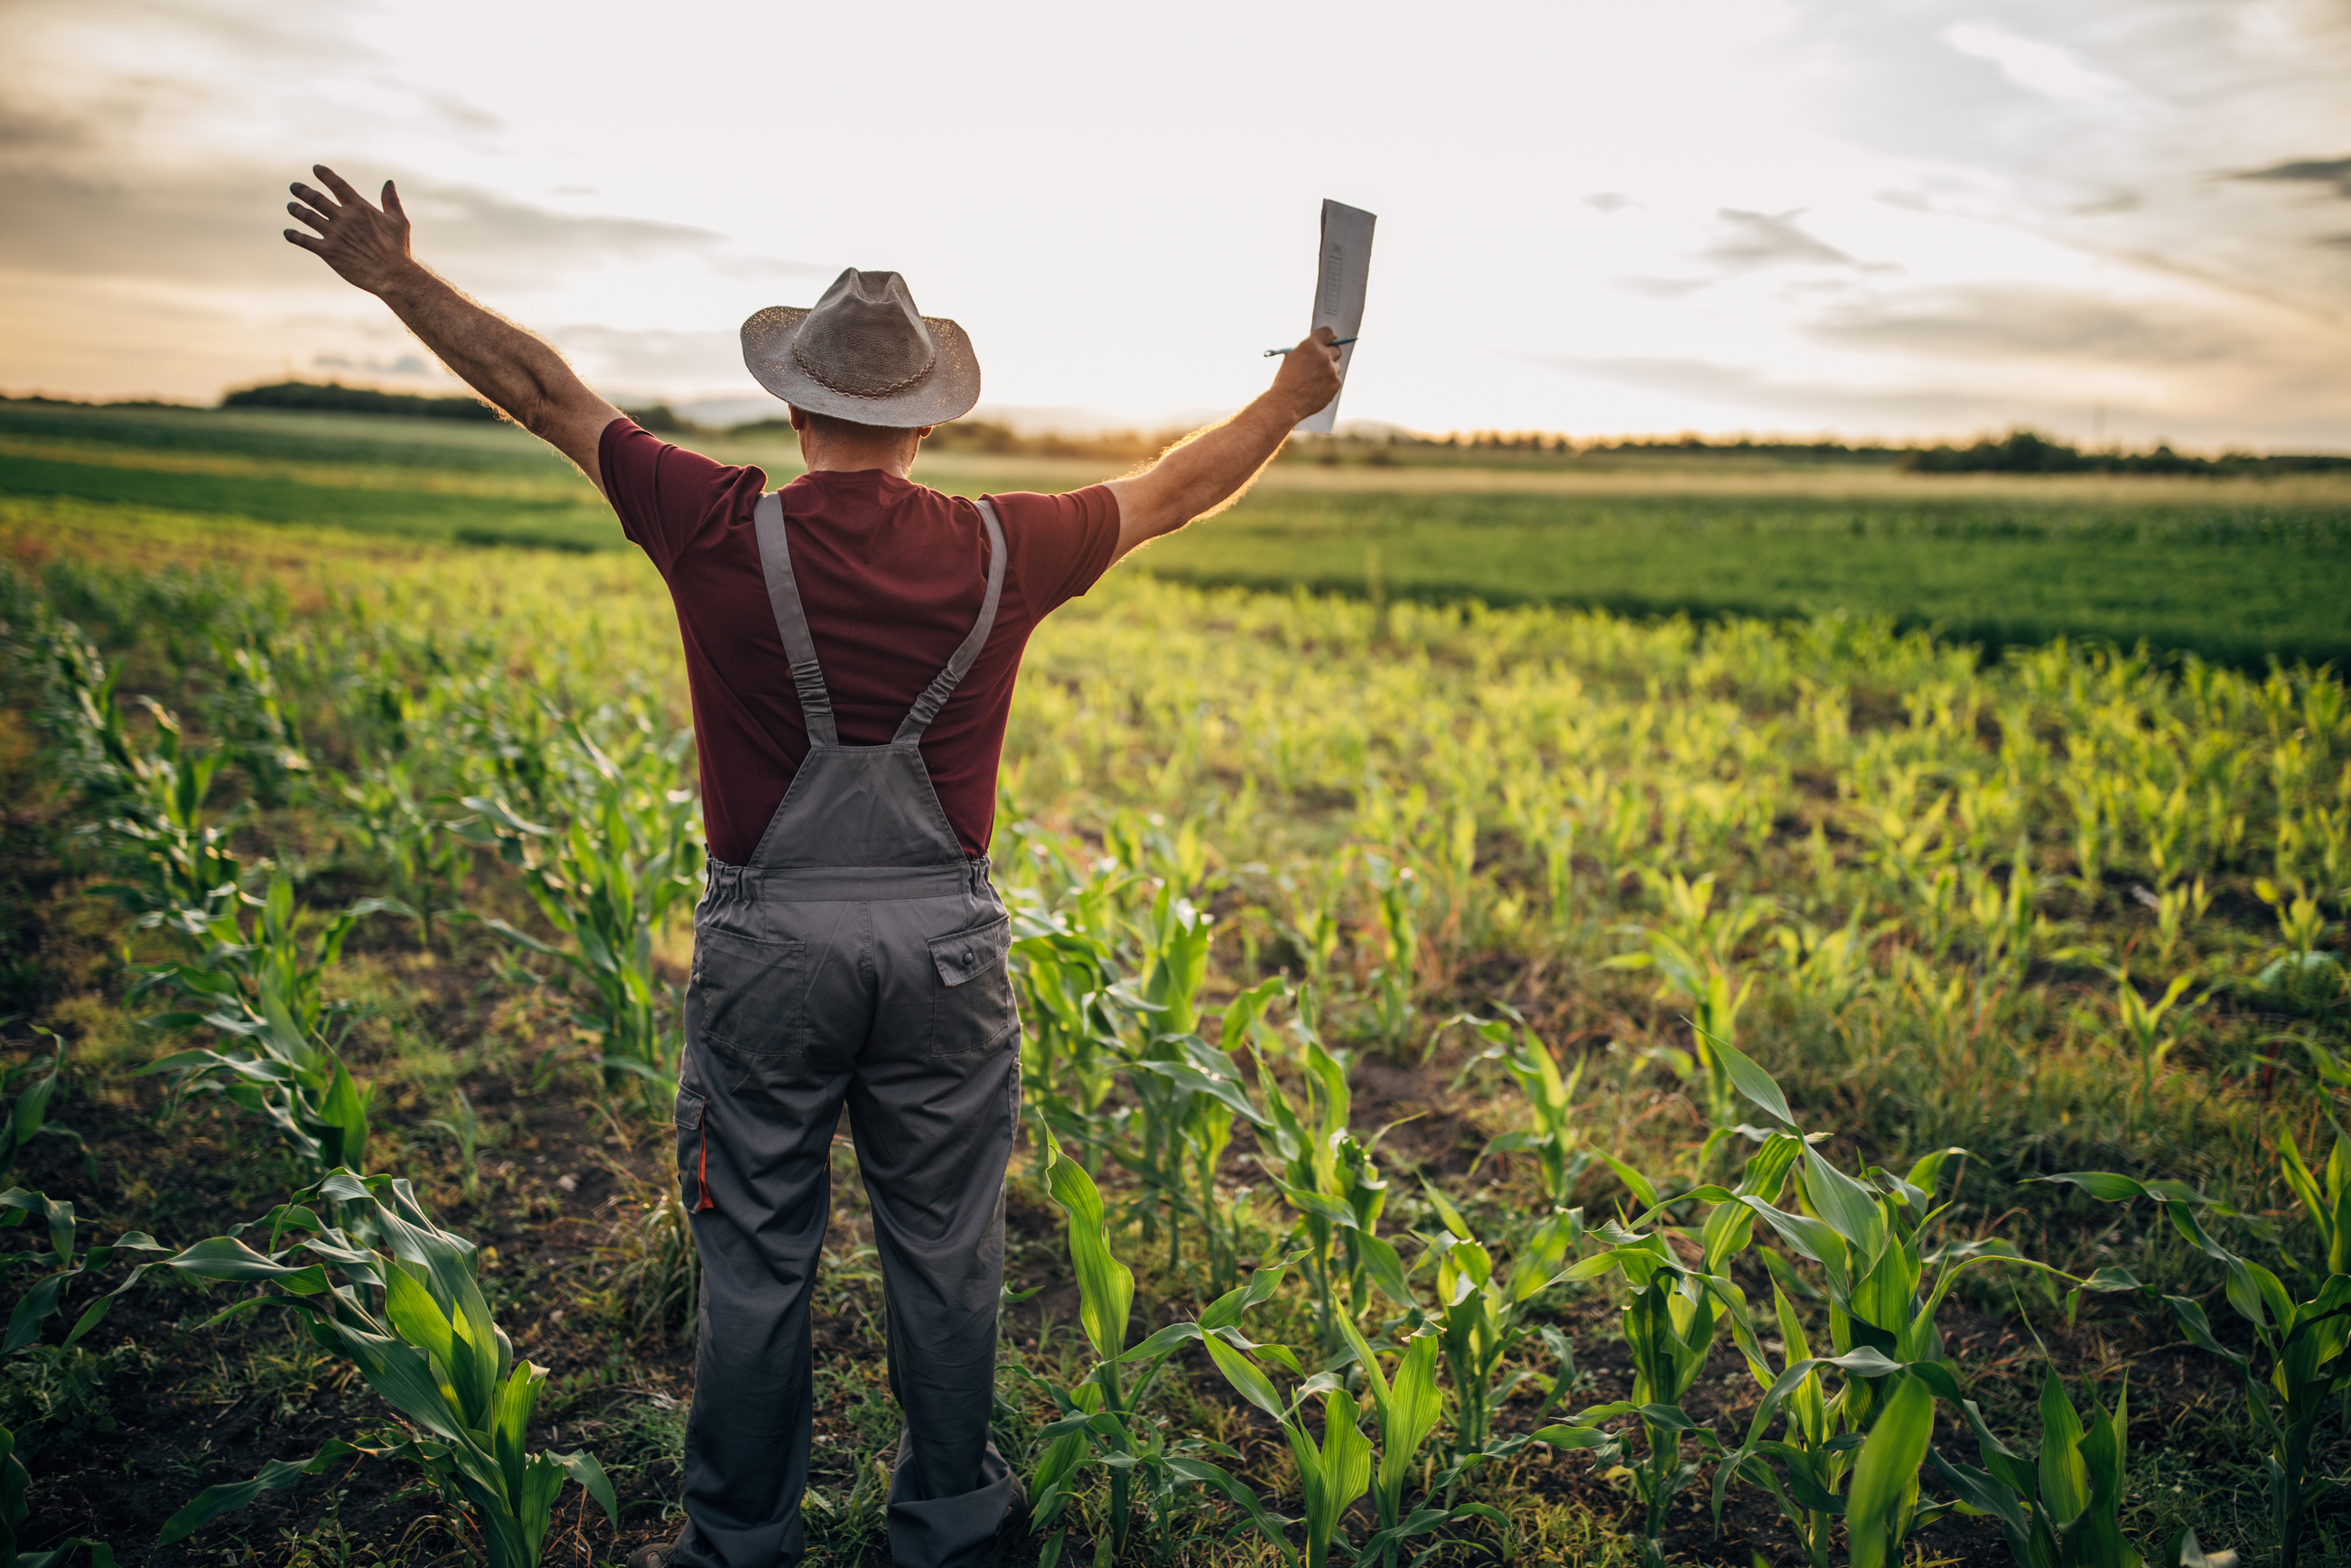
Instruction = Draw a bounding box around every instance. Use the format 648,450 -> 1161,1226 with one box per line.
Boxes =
283,164 -> 623,495
1103,328 -> 1345,563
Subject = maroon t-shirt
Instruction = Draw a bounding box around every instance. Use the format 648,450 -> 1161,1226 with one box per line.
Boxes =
599,419 -> 1120,864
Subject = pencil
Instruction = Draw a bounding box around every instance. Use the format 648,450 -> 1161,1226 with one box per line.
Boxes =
1264,337 -> 1357,357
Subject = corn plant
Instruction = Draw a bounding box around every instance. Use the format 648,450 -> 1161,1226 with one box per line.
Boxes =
2151,876 -> 2211,968
1608,870 -> 1768,1153
0,1030 -> 85,1181
1929,1368 -> 2146,1568
205,629 -> 312,807
1127,977 -> 1286,1293
1274,861 -> 1348,996
1701,1031 -> 2069,1568
2253,876 -> 2342,1000
1396,1181 -> 1583,1491
2106,968 -> 2197,1107
464,718 -> 703,1102
2043,1134 -> 2351,1568
338,761 -> 471,951
424,1087 -> 484,1205
1565,1133 -> 1802,1565
26,620 -> 233,914
139,875 -> 388,1179
160,1170 -> 616,1568
1115,882 -> 1215,1266
1361,852 -> 1421,1046
1026,1132 -> 1290,1566
1450,1008 -> 1590,1209
1255,1019 -> 1408,1353
0,1190 -> 166,1568
1188,1332 -> 1373,1568
1010,908 -> 1127,1134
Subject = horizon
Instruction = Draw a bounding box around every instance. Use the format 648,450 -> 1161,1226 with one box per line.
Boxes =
4,1 -> 2348,452
18,379 -> 2342,460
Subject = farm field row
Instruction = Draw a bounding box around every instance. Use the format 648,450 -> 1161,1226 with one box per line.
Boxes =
0,490 -> 2344,1565
5,400 -> 2346,667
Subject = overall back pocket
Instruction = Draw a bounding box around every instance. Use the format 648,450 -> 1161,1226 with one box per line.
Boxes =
686,928 -> 809,1057
926,913 -> 1018,1057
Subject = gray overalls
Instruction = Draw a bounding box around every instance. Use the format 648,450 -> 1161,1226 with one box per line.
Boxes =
674,491 -> 1021,1568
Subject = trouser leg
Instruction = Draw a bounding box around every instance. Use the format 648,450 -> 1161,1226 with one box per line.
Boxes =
854,893 -> 1022,1568
674,1036 -> 853,1568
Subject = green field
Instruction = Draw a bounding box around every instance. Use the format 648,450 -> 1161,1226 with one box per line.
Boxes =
4,413 -> 2350,1564
5,398 -> 2347,667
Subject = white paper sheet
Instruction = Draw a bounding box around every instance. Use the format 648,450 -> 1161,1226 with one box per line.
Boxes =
1295,199 -> 1376,435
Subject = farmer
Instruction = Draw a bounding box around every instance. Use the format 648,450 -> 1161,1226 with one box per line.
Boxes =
281,166 -> 1343,1568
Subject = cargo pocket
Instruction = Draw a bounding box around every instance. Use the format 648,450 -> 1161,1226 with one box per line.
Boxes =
674,1084 -> 714,1212
927,913 -> 1018,1057
686,928 -> 809,1057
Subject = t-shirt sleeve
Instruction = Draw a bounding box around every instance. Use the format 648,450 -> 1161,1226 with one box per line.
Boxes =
992,484 -> 1121,618
600,418 -> 768,576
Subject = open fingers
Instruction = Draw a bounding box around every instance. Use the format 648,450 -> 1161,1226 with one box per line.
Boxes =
312,164 -> 365,206
286,201 -> 332,233
283,229 -> 326,255
290,181 -> 339,215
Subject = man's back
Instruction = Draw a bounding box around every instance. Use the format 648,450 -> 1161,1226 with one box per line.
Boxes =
600,419 -> 1119,863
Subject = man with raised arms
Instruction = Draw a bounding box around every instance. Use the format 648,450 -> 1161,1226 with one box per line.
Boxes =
280,164 -> 1341,1568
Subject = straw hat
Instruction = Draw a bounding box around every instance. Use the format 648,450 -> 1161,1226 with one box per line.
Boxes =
740,268 -> 980,427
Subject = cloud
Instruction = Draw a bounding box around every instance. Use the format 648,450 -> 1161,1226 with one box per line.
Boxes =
1808,283 -> 2247,365
0,161 -> 813,292
546,324 -> 747,394
1940,20 -> 2132,110
1700,208 -> 1863,271
2231,155 -> 2351,199
312,351 -> 433,378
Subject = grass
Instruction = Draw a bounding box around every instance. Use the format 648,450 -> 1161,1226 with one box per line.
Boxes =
6,400 -> 2346,667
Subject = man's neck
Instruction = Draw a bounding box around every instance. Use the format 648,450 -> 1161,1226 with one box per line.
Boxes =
798,437 -> 919,481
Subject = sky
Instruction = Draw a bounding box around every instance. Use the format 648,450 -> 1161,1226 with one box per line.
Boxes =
3,0 -> 2348,450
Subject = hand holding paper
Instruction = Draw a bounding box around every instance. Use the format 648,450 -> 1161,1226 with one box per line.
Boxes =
1295,199 -> 1376,434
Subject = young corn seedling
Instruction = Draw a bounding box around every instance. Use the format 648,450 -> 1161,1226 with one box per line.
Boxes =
1699,1031 -> 2070,1568
1361,852 -> 1422,1048
2253,876 -> 2342,999
1116,882 -> 1215,1267
0,1028 -> 88,1182
1026,1131 -> 1292,1566
464,718 -> 703,1106
1255,1015 -> 1409,1354
139,873 -> 390,1180
2105,967 -> 2197,1109
1010,909 -> 1126,1132
161,1170 -> 616,1568
1185,1329 -> 1372,1568
338,761 -> 471,952
31,620 -> 245,924
1129,977 -> 1287,1293
0,1188 -> 167,1568
2044,1130 -> 2351,1568
2151,876 -> 2211,969
1930,1367 -> 2150,1568
424,1087 -> 484,1206
1567,1132 -> 1803,1566
1450,1008 -> 1591,1210
1608,870 -> 1768,1156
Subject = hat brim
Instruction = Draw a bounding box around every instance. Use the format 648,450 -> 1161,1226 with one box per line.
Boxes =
740,305 -> 982,427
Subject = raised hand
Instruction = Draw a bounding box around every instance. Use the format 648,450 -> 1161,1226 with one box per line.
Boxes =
1269,326 -> 1346,424
285,165 -> 415,296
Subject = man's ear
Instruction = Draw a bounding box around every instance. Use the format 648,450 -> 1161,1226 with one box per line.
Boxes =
913,425 -> 936,439
788,406 -> 810,432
